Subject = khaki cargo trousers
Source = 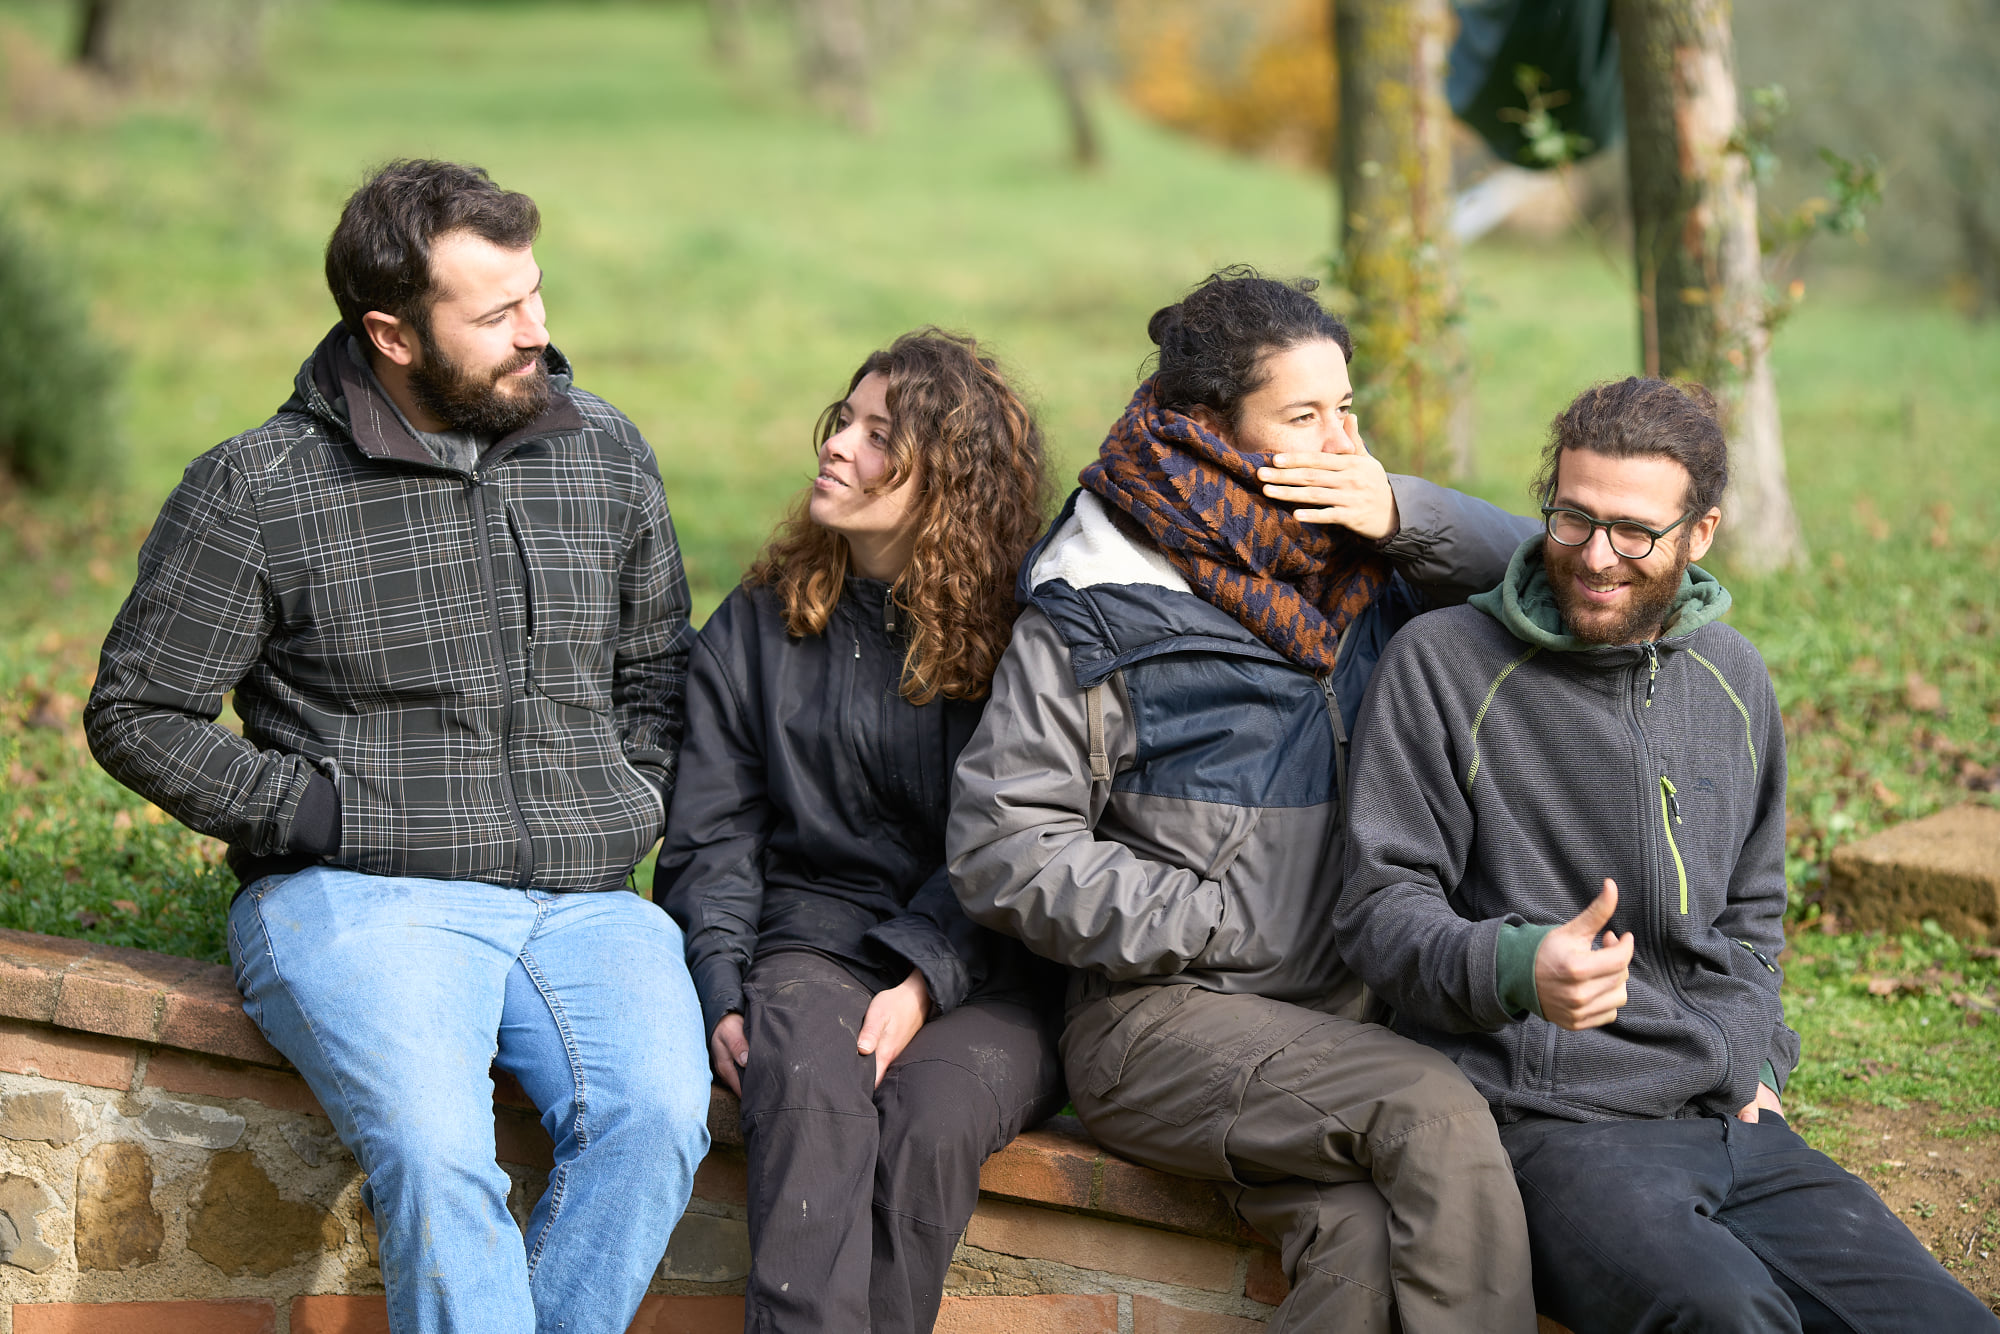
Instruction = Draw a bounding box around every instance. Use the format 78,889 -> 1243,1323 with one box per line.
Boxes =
1063,984 -> 1536,1334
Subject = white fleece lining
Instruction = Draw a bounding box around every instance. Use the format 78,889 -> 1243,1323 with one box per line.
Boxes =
1030,491 -> 1191,594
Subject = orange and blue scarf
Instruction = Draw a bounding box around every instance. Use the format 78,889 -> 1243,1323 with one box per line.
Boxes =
1079,376 -> 1392,673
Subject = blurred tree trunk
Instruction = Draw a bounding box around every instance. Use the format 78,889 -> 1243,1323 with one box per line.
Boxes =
74,0 -> 115,70
1613,0 -> 1803,571
1331,0 -> 1469,481
71,0 -> 272,88
1017,0 -> 1101,169
790,0 -> 872,131
707,0 -> 749,67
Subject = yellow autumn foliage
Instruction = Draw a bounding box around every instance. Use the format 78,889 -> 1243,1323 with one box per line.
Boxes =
1110,0 -> 1335,169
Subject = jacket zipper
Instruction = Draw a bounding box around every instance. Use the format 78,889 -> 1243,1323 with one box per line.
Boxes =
1659,775 -> 1687,914
1319,622 -> 1360,803
468,473 -> 538,888
1642,641 -> 1660,707
1632,663 -> 1732,1102
1737,939 -> 1778,973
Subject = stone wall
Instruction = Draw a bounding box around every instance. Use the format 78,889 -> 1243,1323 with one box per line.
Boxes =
0,928 -> 1297,1333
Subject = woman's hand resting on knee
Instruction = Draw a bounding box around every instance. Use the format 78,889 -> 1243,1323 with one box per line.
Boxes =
710,1013 -> 749,1096
857,970 -> 931,1088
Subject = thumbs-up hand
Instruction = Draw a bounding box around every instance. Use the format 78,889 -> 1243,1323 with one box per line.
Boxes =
1255,411 -> 1401,540
1534,879 -> 1635,1031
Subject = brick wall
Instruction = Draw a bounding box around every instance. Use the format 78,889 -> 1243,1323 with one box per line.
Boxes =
0,929 -> 1295,1334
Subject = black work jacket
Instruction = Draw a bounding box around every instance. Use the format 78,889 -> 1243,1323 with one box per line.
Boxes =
658,580 -> 1054,1040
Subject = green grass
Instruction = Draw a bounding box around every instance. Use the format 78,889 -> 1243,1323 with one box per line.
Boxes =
1782,925 -> 2000,1152
0,0 -> 1996,1050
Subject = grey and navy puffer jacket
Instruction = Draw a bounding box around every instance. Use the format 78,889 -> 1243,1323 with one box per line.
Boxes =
1334,538 -> 1797,1123
86,326 -> 691,893
948,480 -> 1536,1016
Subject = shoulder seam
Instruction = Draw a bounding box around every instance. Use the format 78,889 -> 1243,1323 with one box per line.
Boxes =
1466,646 -> 1540,792
1687,648 -> 1759,777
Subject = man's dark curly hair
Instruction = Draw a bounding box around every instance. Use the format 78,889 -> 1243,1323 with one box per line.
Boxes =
1533,377 -> 1731,516
1147,265 -> 1353,429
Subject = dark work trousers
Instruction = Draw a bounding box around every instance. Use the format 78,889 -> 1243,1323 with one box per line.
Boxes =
1063,984 -> 1537,1334
1502,1113 -> 2000,1333
736,950 -> 1065,1334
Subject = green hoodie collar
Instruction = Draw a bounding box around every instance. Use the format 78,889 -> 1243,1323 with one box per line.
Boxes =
1468,536 -> 1730,652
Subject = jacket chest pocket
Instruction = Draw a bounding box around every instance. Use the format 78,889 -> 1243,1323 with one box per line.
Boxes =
507,503 -> 621,713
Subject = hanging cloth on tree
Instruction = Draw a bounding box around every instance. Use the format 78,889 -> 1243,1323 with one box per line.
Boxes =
1449,0 -> 1623,167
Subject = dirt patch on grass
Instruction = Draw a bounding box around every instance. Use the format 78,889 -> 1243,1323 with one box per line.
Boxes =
1812,1101 -> 2000,1312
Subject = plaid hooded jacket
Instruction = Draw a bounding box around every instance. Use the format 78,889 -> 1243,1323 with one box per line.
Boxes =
85,326 -> 692,893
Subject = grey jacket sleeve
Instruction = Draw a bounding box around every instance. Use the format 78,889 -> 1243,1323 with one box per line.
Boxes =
1378,475 -> 1540,608
948,611 -> 1226,980
657,613 -> 769,1040
1333,628 -> 1522,1032
1710,667 -> 1799,1093
84,451 -> 331,860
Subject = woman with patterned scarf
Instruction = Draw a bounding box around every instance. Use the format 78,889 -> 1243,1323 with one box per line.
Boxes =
949,269 -> 1542,1333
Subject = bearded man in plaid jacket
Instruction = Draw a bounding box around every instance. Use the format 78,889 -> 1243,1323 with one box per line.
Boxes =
85,160 -> 710,1334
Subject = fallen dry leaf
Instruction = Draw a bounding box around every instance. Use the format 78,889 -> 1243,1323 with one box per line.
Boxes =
1904,673 -> 1944,714
24,691 -> 79,731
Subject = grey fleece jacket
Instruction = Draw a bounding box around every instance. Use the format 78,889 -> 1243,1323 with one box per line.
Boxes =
1334,538 -> 1797,1124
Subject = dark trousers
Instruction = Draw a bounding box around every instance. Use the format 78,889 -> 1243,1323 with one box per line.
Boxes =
736,950 -> 1065,1334
1502,1113 -> 1999,1334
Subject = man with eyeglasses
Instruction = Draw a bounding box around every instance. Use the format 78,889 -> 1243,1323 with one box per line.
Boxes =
1330,378 -> 1995,1331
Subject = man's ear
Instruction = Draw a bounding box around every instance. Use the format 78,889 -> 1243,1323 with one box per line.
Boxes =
361,311 -> 420,368
1686,506 -> 1723,562
1188,404 -> 1232,446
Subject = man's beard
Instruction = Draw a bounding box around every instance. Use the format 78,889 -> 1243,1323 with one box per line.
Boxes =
1548,533 -> 1691,646
408,334 -> 551,439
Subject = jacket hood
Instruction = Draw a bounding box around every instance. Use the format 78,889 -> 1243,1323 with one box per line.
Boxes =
1468,535 -> 1730,652
287,324 -> 585,470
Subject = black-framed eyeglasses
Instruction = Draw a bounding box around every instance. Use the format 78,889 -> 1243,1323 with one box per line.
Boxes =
1540,494 -> 1694,561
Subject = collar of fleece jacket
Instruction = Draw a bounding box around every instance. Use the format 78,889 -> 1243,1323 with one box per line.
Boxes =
1467,535 -> 1732,654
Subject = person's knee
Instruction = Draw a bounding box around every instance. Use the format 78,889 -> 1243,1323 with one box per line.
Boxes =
592,1060 -> 713,1160
354,1110 -> 510,1207
876,1061 -> 995,1166
1381,1040 -> 1491,1121
1634,1274 -> 1794,1328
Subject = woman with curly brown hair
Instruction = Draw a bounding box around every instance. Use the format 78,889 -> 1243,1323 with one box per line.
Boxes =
658,328 -> 1064,1334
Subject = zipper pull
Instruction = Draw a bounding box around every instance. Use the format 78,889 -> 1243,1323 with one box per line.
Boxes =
1663,775 -> 1682,823
883,591 -> 897,635
854,634 -> 861,661
1737,939 -> 1778,973
1643,641 -> 1660,707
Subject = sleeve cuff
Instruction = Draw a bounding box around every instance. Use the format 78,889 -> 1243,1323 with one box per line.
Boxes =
286,772 -> 341,859
864,918 -> 971,1016
691,956 -> 746,1042
1496,922 -> 1555,1020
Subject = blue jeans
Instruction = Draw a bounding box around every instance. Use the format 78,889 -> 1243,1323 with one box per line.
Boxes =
229,868 -> 711,1334
1502,1113 -> 1998,1333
